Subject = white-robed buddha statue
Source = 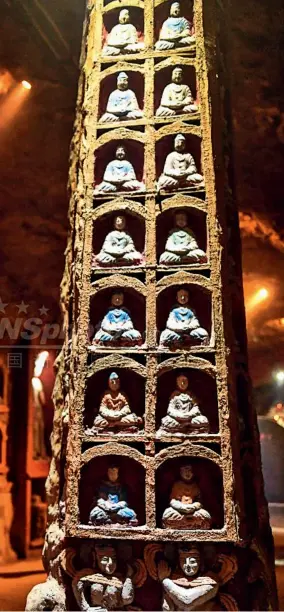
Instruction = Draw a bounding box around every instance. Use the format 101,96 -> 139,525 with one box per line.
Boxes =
103,9 -> 145,56
95,145 -> 145,194
93,291 -> 143,347
159,212 -> 207,265
156,67 -> 198,117
155,2 -> 194,51
100,72 -> 143,123
159,288 -> 209,348
162,464 -> 212,529
94,215 -> 144,267
158,374 -> 209,436
157,134 -> 204,192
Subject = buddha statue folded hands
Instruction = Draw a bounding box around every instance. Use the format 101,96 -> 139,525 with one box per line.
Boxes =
159,212 -> 207,265
89,465 -> 138,527
93,291 -> 143,348
94,215 -> 144,268
162,464 -> 212,529
158,374 -> 209,436
103,9 -> 145,56
156,67 -> 198,117
100,72 -> 143,123
157,134 -> 204,193
95,145 -> 145,194
155,2 -> 195,51
159,288 -> 209,349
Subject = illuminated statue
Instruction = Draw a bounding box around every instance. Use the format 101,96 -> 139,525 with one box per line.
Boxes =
156,67 -> 198,117
162,465 -> 212,529
93,291 -> 143,347
88,372 -> 143,433
103,9 -> 144,56
155,2 -> 194,51
89,465 -> 138,526
95,215 -> 144,267
159,212 -> 207,265
95,145 -> 145,194
158,374 -> 209,436
159,288 -> 209,348
157,134 -> 204,192
100,72 -> 143,123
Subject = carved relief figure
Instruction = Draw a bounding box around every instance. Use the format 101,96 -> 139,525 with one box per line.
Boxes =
103,9 -> 145,56
157,134 -> 204,192
159,212 -> 207,265
89,465 -> 138,527
155,2 -> 194,51
93,291 -> 143,347
73,544 -> 135,611
100,72 -> 143,123
94,215 -> 144,268
162,464 -> 212,529
159,288 -> 209,348
95,145 -> 145,194
157,374 -> 209,436
156,67 -> 198,117
86,372 -> 143,434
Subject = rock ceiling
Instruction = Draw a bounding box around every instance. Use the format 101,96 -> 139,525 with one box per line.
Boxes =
0,0 -> 283,384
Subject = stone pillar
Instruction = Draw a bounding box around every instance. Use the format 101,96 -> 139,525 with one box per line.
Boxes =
26,0 -> 278,609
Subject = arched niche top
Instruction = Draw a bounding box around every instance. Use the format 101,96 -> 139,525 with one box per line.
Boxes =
155,123 -> 201,142
156,194 -> 207,216
94,128 -> 145,151
91,274 -> 146,296
81,441 -> 147,468
103,0 -> 144,14
156,271 -> 211,295
93,199 -> 146,222
100,61 -> 145,80
155,442 -> 222,468
87,354 -> 146,378
157,354 -> 216,378
155,56 -> 196,71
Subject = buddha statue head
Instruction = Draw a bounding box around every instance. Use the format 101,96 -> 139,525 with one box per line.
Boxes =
115,145 -> 126,160
178,546 -> 201,577
95,545 -> 117,575
174,133 -> 186,153
108,371 -> 121,392
172,66 -> 183,84
117,72 -> 129,91
175,211 -> 187,228
176,373 -> 189,391
119,8 -> 130,24
180,464 -> 194,482
114,214 -> 126,230
176,288 -> 189,305
111,291 -> 124,307
107,464 -> 120,483
170,2 -> 181,17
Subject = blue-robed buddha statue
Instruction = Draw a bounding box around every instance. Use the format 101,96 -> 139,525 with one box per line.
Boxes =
89,465 -> 138,526
155,2 -> 195,51
159,288 -> 209,348
93,291 -> 143,347
95,145 -> 145,194
100,72 -> 143,123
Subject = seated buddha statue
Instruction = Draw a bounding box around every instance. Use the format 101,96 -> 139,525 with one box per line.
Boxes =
159,288 -> 209,348
162,464 -> 212,529
157,373 -> 209,436
87,372 -> 143,434
94,215 -> 144,268
155,2 -> 195,51
89,465 -> 138,526
95,145 -> 145,194
100,72 -> 143,123
159,211 -> 207,265
156,67 -> 198,117
157,134 -> 204,192
102,9 -> 145,56
92,291 -> 143,347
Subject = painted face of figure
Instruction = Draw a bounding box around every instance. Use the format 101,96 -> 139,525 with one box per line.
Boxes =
176,374 -> 189,391
119,9 -> 130,24
96,550 -> 117,575
170,2 -> 181,17
111,292 -> 124,307
175,212 -> 187,228
172,68 -> 183,84
108,373 -> 120,392
116,146 -> 126,160
180,464 -> 193,481
117,73 -> 128,91
179,552 -> 200,577
176,288 -> 189,305
107,466 -> 119,482
114,215 -> 126,231
174,135 -> 186,152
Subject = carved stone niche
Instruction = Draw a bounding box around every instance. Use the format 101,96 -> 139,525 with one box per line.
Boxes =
154,0 -> 195,52
154,62 -> 199,121
89,284 -> 146,348
102,7 -> 144,56
92,211 -> 145,269
156,367 -> 219,436
156,281 -> 212,349
79,454 -> 146,527
99,69 -> 144,124
94,138 -> 145,196
83,367 -> 145,434
155,132 -> 204,194
156,206 -> 207,267
155,457 -> 224,529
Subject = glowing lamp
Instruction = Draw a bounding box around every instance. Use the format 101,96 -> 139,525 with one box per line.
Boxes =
257,288 -> 268,301
275,371 -> 284,385
21,80 -> 32,90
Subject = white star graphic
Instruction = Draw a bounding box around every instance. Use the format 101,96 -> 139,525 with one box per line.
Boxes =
0,297 -> 8,313
16,301 -> 29,314
39,305 -> 49,316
